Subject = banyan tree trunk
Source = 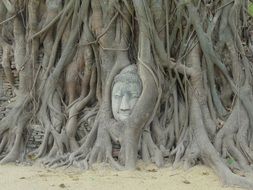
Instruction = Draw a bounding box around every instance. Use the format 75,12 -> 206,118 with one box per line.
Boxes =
0,0 -> 253,189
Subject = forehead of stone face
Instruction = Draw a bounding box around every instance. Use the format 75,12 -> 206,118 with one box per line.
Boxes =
113,65 -> 142,89
112,82 -> 142,97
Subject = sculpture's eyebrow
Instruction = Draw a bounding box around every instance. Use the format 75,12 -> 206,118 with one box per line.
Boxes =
114,91 -> 121,96
130,92 -> 139,96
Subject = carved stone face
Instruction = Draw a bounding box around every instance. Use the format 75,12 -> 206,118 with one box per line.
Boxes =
112,82 -> 141,121
111,65 -> 142,121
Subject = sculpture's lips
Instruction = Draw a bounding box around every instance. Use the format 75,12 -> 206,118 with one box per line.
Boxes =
118,112 -> 131,120
119,112 -> 131,116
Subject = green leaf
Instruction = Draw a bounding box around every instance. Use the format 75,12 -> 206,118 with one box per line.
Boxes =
248,2 -> 253,17
227,158 -> 235,165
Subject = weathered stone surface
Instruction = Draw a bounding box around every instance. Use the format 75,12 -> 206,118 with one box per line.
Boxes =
27,125 -> 45,151
0,49 -> 18,121
111,65 -> 142,121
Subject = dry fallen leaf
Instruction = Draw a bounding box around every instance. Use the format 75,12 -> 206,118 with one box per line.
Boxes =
202,172 -> 209,176
59,183 -> 66,188
182,179 -> 191,184
147,168 -> 157,172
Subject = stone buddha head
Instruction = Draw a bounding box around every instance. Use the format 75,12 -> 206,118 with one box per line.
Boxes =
112,65 -> 142,121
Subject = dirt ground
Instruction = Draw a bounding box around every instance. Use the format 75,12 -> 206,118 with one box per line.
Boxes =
0,162 -> 245,190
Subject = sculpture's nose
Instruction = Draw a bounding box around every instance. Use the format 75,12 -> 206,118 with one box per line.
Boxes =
120,94 -> 130,111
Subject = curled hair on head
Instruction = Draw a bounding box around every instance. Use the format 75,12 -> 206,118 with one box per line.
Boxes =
113,65 -> 142,88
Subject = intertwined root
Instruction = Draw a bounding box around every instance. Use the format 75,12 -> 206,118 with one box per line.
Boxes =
0,0 -> 253,189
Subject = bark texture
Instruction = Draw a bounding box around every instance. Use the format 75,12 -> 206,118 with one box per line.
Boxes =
1,0 -> 253,189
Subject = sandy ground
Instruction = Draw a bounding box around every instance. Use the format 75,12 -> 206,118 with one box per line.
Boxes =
0,162 -> 246,190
